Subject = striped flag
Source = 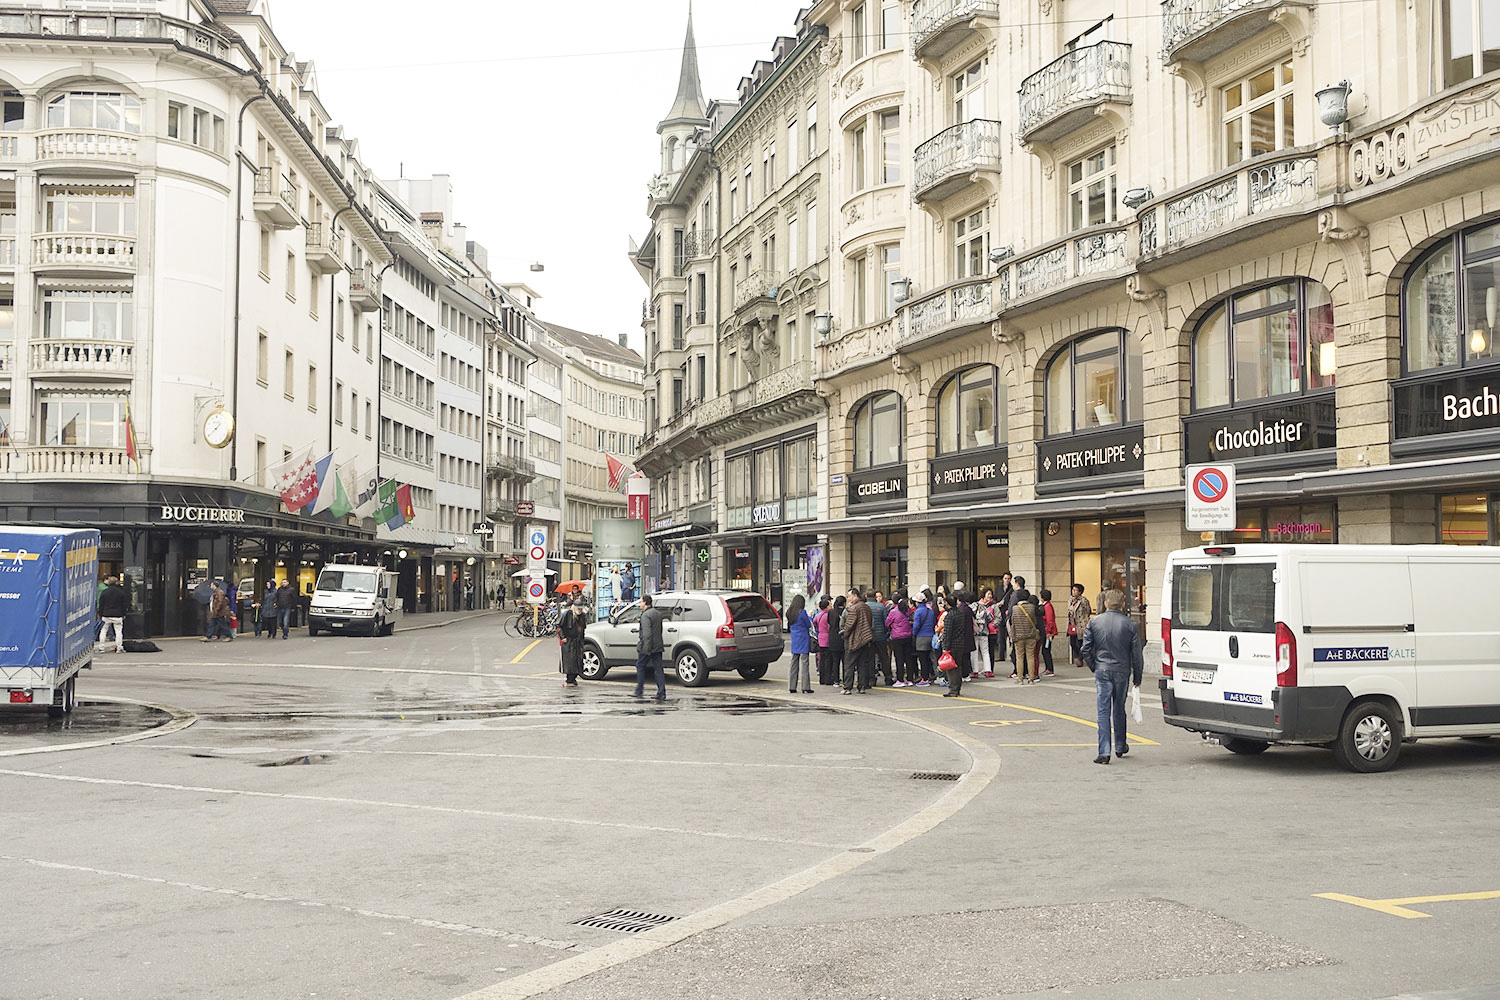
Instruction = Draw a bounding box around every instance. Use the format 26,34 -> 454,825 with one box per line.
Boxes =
605,452 -> 635,492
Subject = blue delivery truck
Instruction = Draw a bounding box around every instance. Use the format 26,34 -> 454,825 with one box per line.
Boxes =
0,527 -> 99,716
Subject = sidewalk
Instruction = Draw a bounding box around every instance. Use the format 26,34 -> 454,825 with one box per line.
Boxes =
150,608 -> 499,642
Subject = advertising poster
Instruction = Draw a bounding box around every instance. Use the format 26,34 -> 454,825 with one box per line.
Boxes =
592,519 -> 645,622
805,545 -> 825,598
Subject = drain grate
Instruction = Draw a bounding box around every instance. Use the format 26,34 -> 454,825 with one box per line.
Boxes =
911,771 -> 962,781
572,908 -> 680,933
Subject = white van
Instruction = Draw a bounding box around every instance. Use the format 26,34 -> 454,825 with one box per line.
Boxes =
308,564 -> 401,637
1160,544 -> 1500,772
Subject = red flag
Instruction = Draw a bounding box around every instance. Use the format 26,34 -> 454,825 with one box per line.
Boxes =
606,452 -> 628,491
123,402 -> 140,472
270,449 -> 321,513
396,483 -> 415,525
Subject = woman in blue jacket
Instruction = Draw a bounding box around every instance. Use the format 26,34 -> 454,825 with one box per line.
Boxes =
911,588 -> 937,685
785,594 -> 814,694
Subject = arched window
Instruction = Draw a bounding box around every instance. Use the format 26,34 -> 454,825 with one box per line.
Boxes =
936,365 -> 1004,454
1044,330 -> 1142,436
852,391 -> 903,469
1404,220 -> 1500,373
1192,279 -> 1335,409
46,91 -> 141,133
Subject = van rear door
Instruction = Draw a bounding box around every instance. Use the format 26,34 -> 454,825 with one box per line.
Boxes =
1168,557 -> 1279,728
1407,558 -> 1500,733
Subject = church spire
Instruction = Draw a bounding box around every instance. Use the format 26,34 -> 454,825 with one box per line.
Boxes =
662,4 -> 707,126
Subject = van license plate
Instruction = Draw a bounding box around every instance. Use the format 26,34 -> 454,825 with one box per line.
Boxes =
745,625 -> 768,636
1179,667 -> 1215,684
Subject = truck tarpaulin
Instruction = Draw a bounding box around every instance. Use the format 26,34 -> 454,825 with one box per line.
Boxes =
0,527 -> 100,670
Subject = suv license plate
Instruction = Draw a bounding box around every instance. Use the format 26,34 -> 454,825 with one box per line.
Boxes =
1179,667 -> 1215,684
745,625 -> 768,636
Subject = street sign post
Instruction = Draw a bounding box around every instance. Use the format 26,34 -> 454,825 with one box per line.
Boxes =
1186,464 -> 1236,532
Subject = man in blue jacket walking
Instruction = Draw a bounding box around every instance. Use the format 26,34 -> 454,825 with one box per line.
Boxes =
1080,589 -> 1144,764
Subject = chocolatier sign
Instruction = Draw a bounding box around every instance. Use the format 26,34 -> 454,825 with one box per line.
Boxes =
1395,372 -> 1500,441
1183,397 -> 1335,465
929,445 -> 1008,502
1036,425 -> 1144,485
847,466 -> 907,509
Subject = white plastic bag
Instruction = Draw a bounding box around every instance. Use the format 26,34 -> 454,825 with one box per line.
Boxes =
1130,684 -> 1143,724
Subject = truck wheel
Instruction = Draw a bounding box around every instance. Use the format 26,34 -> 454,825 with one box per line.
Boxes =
1333,700 -> 1402,773
581,645 -> 608,680
307,624 -> 320,637
737,664 -> 769,681
1222,737 -> 1270,755
675,649 -> 708,687
48,676 -> 76,718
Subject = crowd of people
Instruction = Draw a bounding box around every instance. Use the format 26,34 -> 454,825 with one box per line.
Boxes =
781,573 -> 1096,697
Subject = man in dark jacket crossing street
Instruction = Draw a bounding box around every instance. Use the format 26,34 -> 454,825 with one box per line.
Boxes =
633,594 -> 668,700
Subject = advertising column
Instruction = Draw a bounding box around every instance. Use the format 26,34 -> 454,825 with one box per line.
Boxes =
593,518 -> 645,621
626,476 -> 651,530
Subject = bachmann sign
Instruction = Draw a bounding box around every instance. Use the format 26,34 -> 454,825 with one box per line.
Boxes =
1395,372 -> 1500,441
846,466 -> 907,508
158,505 -> 246,523
1036,425 -> 1144,484
929,445 -> 1008,502
1183,397 -> 1335,465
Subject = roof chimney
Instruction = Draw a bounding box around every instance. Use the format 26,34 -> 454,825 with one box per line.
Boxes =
618,333 -> 628,348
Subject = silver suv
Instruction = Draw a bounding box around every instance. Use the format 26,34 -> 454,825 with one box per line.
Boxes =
581,590 -> 785,686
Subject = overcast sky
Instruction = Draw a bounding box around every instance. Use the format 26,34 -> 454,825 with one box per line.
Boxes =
269,0 -> 805,352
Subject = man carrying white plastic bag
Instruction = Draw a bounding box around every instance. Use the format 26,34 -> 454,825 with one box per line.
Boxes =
1080,589 -> 1145,765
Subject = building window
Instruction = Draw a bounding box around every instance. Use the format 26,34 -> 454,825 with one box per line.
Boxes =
754,444 -> 781,507
1067,144 -> 1117,230
256,332 -> 269,385
167,101 -> 184,139
787,119 -> 798,171
334,381 -> 344,424
1193,280 -> 1336,408
43,187 -> 137,235
285,250 -> 296,300
284,349 -> 295,400
851,2 -> 867,61
258,229 -> 271,278
953,58 -> 988,123
1229,503 -> 1337,544
851,255 -> 867,326
953,207 -> 988,280
807,101 -> 818,158
806,202 -> 817,264
880,244 -> 902,317
3,91 -> 23,131
41,290 -> 132,340
879,110 -> 901,184
39,393 -> 124,446
1404,220 -> 1500,372
1045,329 -> 1142,435
307,364 -> 317,411
852,391 -> 904,468
880,0 -> 902,49
785,436 -> 815,519
936,365 -> 1004,454
851,124 -> 867,192
1441,0 -> 1500,87
45,91 -> 142,133
729,182 -> 738,220
1221,57 -> 1294,167
351,391 -> 359,432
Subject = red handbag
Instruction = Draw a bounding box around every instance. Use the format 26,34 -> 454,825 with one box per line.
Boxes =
937,651 -> 957,671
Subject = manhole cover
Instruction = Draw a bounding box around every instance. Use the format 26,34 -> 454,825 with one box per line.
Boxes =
572,908 -> 679,933
800,752 -> 864,761
911,771 -> 962,781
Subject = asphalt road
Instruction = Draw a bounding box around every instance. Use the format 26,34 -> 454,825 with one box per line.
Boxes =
2,615 -> 1497,1000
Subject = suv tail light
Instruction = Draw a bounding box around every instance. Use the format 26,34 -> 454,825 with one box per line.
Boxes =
716,598 -> 735,643
1275,621 -> 1297,687
1161,618 -> 1173,678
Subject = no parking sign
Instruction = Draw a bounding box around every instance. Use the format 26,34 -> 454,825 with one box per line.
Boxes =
526,578 -> 546,605
1185,464 -> 1236,532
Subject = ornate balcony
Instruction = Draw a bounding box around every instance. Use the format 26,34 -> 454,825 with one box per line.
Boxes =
486,453 -> 537,481
0,235 -> 15,268
36,129 -> 139,163
816,315 -> 903,380
349,266 -> 381,312
0,8 -> 234,62
32,233 -> 136,272
1161,0 -> 1302,66
911,0 -> 1000,61
996,225 -> 1131,310
0,135 -> 17,161
21,447 -> 138,476
902,279 -> 993,346
253,168 -> 299,230
733,269 -> 781,312
30,339 -> 135,376
684,228 -> 716,259
1017,42 -> 1132,146
304,222 -> 343,274
0,342 -> 13,376
912,119 -> 1002,204
1135,153 -> 1320,260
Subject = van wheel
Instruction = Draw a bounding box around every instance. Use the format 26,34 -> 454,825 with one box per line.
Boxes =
371,617 -> 384,637
675,650 -> 708,687
737,664 -> 769,681
581,645 -> 608,680
1333,700 -> 1402,773
307,624 -> 320,637
1222,737 -> 1270,755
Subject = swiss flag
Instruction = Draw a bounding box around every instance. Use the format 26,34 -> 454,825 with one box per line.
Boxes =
270,448 -> 321,513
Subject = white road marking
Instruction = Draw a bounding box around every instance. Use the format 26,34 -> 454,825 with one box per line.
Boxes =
0,697 -> 197,758
0,767 -> 849,850
145,743 -> 909,772
0,855 -> 581,951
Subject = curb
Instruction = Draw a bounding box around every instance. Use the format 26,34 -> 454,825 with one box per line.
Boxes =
0,696 -> 197,757
140,610 -> 500,643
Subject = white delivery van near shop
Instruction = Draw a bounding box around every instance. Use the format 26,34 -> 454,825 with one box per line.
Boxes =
1160,544 -> 1500,772
308,564 -> 402,637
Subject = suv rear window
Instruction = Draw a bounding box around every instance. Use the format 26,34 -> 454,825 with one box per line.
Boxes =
1170,562 -> 1275,633
725,596 -> 778,622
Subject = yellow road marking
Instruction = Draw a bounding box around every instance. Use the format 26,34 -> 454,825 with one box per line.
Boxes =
885,687 -> 1158,744
968,720 -> 1042,727
1316,890 -> 1500,919
509,638 -> 543,663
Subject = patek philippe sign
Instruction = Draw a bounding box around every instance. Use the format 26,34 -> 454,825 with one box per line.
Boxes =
158,505 -> 246,523
751,502 -> 783,525
1184,398 -> 1336,465
846,466 -> 908,508
1395,372 -> 1500,441
929,445 -> 1009,502
1036,425 -> 1145,484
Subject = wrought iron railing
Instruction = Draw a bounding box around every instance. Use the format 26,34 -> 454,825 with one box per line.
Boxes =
1161,0 -> 1273,55
1017,42 -> 1132,140
912,119 -> 1002,199
305,222 -> 343,259
911,0 -> 1000,53
733,270 -> 781,310
1143,153 -> 1318,255
684,228 -> 716,258
904,280 -> 992,343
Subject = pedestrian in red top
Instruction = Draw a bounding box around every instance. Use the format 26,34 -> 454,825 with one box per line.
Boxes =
1040,588 -> 1059,677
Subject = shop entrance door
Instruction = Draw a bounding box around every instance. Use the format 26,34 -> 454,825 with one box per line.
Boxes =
1073,518 -> 1147,639
878,547 -> 908,597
